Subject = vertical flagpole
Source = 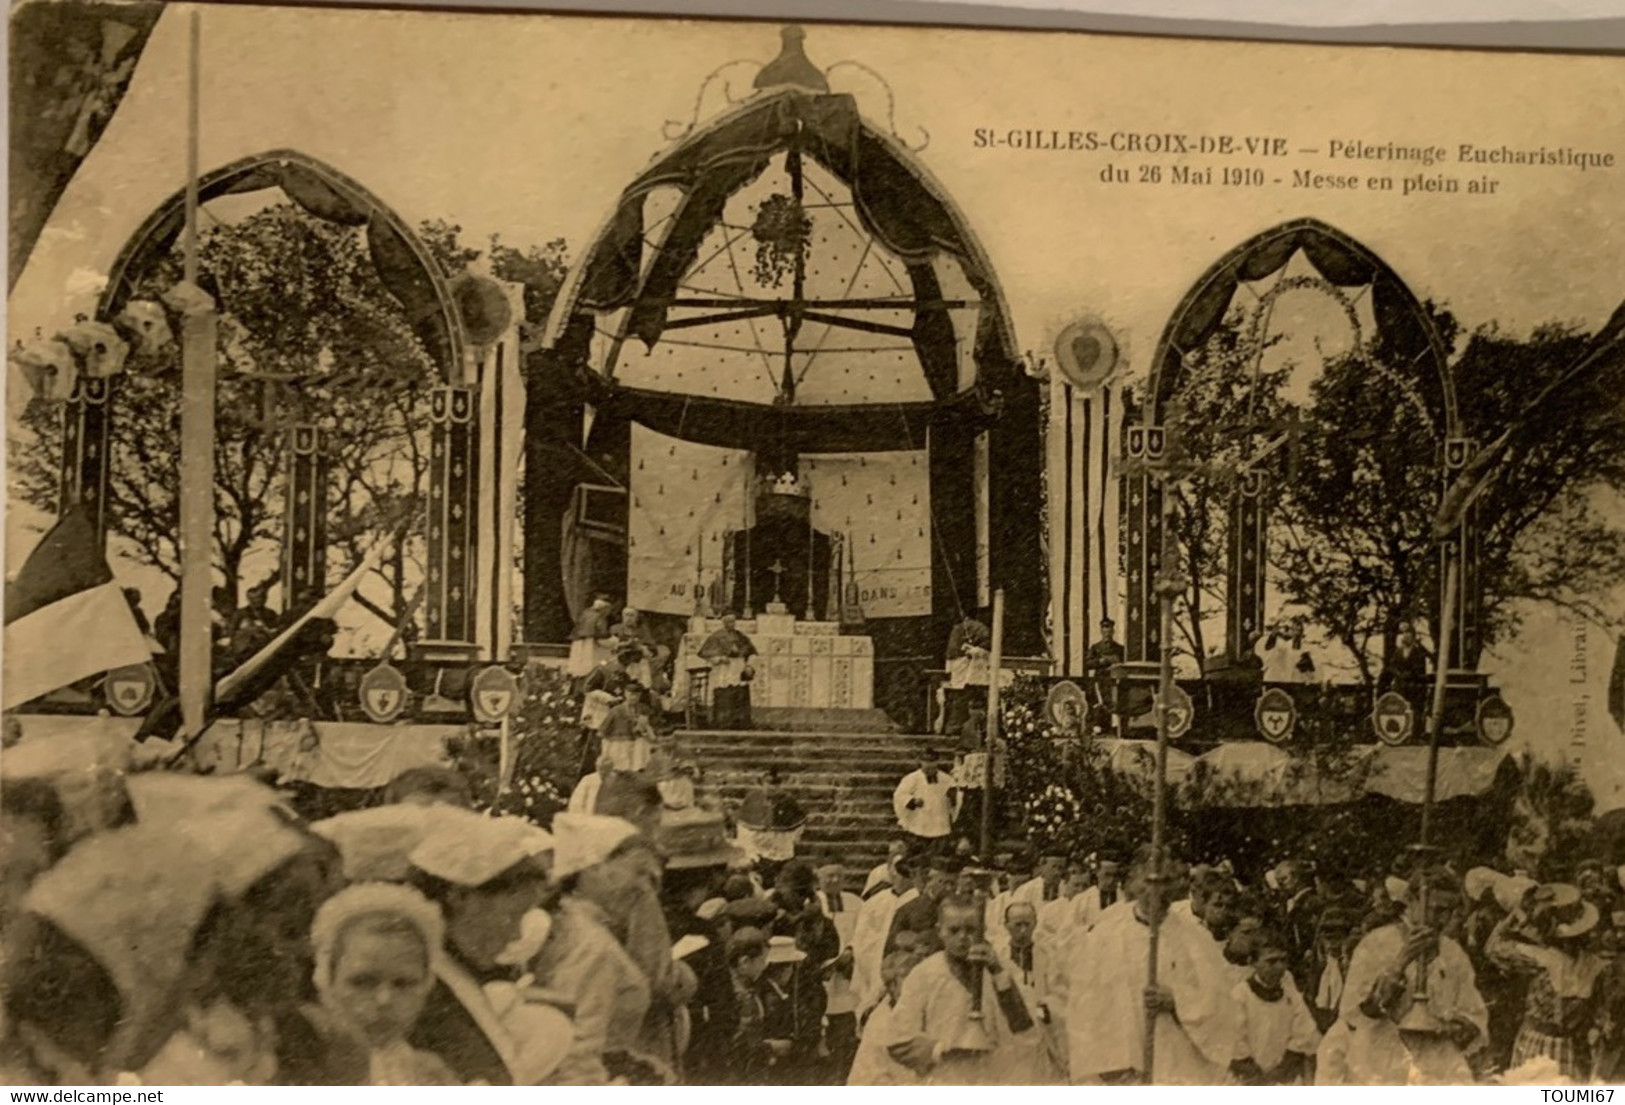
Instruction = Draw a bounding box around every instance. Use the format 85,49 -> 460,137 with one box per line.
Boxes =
979,588 -> 1004,859
178,6 -> 217,738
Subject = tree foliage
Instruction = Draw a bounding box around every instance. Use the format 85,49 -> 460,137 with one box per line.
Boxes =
1160,289 -> 1625,683
11,203 -> 440,626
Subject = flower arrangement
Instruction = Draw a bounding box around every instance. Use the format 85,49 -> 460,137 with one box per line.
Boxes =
447,661 -> 581,827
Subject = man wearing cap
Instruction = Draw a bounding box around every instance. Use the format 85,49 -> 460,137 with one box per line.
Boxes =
1085,618 -> 1125,731
405,809 -> 573,1085
886,854 -> 959,960
892,750 -> 960,853
579,644 -> 645,774
597,684 -> 657,773
1065,845 -> 1237,1085
609,606 -> 670,693
699,613 -> 757,730
943,610 -> 991,736
884,895 -> 1036,1084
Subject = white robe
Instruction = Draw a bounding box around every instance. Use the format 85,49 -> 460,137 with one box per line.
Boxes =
1231,976 -> 1321,1075
848,998 -> 919,1086
1065,905 -> 1235,1085
853,886 -> 918,1011
1071,884 -> 1126,933
886,950 -> 1036,1086
566,772 -> 603,815
1317,923 -> 1487,1086
892,770 -> 959,839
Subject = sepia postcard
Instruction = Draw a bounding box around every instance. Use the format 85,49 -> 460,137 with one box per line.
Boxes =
4,0 -> 1624,1089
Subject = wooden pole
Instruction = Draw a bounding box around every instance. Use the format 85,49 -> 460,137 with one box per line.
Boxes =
979,588 -> 1004,859
178,8 -> 216,739
1143,491 -> 1176,1081
1421,549 -> 1458,847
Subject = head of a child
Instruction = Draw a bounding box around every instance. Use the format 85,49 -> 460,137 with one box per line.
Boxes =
1250,928 -> 1291,990
881,951 -> 915,1002
312,883 -> 442,1050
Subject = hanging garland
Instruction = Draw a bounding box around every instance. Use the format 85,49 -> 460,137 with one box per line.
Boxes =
750,193 -> 812,289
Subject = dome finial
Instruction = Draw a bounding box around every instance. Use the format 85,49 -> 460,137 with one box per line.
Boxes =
754,25 -> 829,94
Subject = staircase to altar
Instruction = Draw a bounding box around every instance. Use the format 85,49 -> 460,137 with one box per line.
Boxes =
677,725 -> 943,874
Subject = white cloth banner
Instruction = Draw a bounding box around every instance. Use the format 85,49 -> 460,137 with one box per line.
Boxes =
805,451 -> 932,618
627,425 -> 751,615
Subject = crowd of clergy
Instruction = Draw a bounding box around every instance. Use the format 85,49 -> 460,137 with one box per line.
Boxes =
839,839 -> 1625,1086
7,718 -> 1625,1087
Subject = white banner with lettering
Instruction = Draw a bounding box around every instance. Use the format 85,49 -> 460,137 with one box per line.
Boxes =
627,425 -> 751,615
804,451 -> 932,618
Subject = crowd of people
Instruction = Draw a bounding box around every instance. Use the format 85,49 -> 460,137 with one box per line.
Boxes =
7,714 -> 1625,1089
837,838 -> 1625,1086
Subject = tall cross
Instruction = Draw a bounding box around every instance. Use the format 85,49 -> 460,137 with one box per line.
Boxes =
768,560 -> 787,603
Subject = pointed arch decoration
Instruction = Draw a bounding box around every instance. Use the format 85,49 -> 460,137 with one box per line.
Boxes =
529,78 -> 1044,676
67,150 -> 479,641
1120,218 -> 1480,681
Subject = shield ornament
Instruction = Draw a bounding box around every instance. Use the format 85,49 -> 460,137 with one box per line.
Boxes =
1146,426 -> 1167,460
1445,437 -> 1473,470
104,663 -> 156,716
1159,684 -> 1194,738
1127,426 -> 1146,458
1372,691 -> 1415,746
359,662 -> 408,723
1477,694 -> 1515,746
1255,687 -> 1297,744
470,666 -> 519,723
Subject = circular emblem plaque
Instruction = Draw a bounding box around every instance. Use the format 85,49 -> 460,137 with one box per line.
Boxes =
1372,691 -> 1416,746
470,665 -> 520,723
358,661 -> 408,723
1254,687 -> 1297,745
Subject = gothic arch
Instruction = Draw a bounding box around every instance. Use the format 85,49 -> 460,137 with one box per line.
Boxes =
1120,218 -> 1480,677
66,150 -> 480,638
96,148 -> 464,379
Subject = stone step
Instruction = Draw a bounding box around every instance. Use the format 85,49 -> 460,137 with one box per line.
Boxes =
681,727 -> 945,873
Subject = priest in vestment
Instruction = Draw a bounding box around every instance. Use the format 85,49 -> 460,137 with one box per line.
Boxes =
698,614 -> 756,730
1065,849 -> 1238,1085
569,593 -> 616,681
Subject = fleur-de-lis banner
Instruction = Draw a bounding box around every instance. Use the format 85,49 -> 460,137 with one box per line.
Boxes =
10,1 -> 164,290
627,425 -> 751,614
804,452 -> 931,617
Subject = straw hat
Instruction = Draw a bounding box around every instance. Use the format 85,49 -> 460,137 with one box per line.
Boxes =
1557,901 -> 1601,940
1532,883 -> 1598,938
409,808 -> 555,887
766,935 -> 807,965
549,812 -> 641,881
656,806 -> 744,870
